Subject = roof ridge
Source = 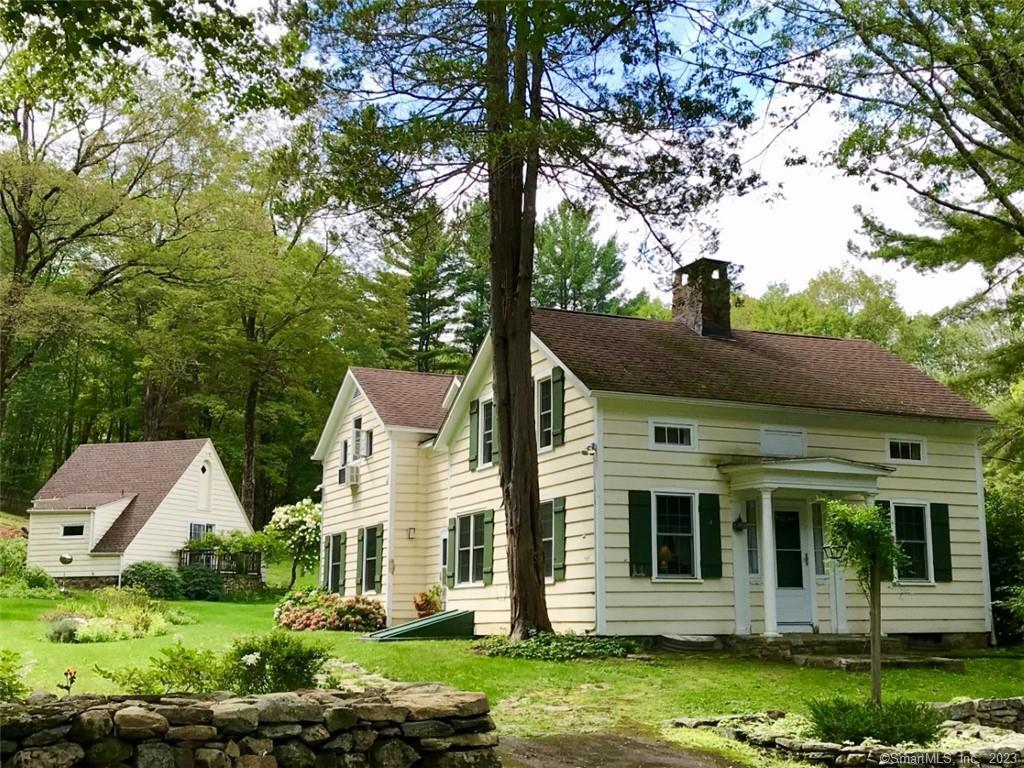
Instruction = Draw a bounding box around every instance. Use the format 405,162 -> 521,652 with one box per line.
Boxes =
351,366 -> 459,379
734,327 -> 872,343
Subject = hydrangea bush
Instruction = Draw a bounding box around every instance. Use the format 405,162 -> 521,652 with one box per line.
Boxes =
265,499 -> 321,589
274,588 -> 386,632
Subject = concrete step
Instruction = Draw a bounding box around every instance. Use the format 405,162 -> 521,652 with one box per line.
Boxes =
659,635 -> 722,652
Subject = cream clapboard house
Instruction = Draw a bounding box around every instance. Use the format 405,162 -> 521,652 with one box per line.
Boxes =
28,439 -> 252,583
314,258 -> 995,641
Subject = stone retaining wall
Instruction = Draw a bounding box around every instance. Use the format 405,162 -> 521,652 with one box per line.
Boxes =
936,696 -> 1024,733
0,686 -> 499,768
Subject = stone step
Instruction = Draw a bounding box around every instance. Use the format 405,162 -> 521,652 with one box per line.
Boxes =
658,635 -> 722,652
791,654 -> 966,672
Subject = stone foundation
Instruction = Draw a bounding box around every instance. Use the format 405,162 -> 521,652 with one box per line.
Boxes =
56,575 -> 120,590
719,632 -> 990,660
0,686 -> 499,768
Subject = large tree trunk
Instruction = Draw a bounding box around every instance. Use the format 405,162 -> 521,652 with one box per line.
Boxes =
484,0 -> 551,640
241,373 -> 259,522
869,559 -> 883,704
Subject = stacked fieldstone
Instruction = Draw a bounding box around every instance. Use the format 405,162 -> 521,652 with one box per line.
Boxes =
935,697 -> 1024,733
0,686 -> 499,768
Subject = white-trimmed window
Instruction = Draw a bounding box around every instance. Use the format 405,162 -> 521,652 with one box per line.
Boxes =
362,525 -> 380,593
540,500 -> 554,579
887,436 -> 925,464
456,512 -> 485,584
653,492 -> 698,579
649,419 -> 696,451
62,524 -> 85,538
439,531 -> 449,583
760,426 -> 806,457
189,522 -> 215,541
352,417 -> 373,460
812,502 -> 826,576
537,378 -> 553,449
892,503 -> 931,581
480,401 -> 494,466
745,499 -> 759,577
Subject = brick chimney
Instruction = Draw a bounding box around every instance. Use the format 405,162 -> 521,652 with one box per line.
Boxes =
672,258 -> 733,338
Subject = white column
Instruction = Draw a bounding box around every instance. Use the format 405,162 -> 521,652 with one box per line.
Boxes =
760,487 -> 779,637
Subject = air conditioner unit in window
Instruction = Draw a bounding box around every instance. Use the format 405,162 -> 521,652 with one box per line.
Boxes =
346,464 -> 361,486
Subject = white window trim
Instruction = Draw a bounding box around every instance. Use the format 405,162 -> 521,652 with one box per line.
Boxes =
811,502 -> 828,582
536,377 -> 554,454
454,511 -> 486,587
650,488 -> 702,583
539,497 -> 555,584
187,521 -> 215,540
361,525 -> 380,595
745,498 -> 762,584
759,425 -> 807,458
478,400 -> 495,469
61,523 -> 86,538
648,418 -> 698,452
889,499 -> 935,585
885,435 -> 928,465
439,530 -> 449,584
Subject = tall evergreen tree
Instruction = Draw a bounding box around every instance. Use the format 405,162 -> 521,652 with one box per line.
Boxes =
451,199 -> 492,361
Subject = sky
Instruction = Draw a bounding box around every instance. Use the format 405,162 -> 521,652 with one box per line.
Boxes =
597,102 -> 987,316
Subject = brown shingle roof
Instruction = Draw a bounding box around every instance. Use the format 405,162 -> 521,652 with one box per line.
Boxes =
32,492 -> 135,511
351,367 -> 458,431
531,308 -> 992,423
33,439 -> 209,553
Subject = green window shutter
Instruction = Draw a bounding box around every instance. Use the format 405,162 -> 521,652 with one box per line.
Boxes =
446,519 -> 457,587
875,500 -> 894,580
356,527 -> 364,594
482,509 -> 495,586
698,494 -> 722,579
552,367 -> 565,446
468,400 -> 479,470
552,497 -> 567,581
930,503 -> 953,582
375,523 -> 385,588
628,490 -> 653,577
338,532 -> 347,594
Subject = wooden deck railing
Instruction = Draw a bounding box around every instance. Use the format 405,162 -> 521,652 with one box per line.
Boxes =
177,549 -> 261,576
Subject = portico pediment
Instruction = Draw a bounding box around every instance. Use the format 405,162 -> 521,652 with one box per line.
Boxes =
717,456 -> 895,494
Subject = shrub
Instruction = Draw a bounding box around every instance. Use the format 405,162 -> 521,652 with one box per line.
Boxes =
122,561 -> 183,599
0,650 -> 28,701
42,586 -> 192,643
180,565 -> 224,601
0,570 -> 60,598
0,538 -> 26,576
22,566 -> 56,590
414,584 -> 443,617
807,697 -> 943,746
220,632 -> 330,694
97,641 -> 224,694
474,631 -> 637,661
273,588 -> 386,632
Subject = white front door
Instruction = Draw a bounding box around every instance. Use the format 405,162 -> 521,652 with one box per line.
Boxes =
774,508 -> 813,628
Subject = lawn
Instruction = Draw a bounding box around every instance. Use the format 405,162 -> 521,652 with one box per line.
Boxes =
3,596 -> 1022,745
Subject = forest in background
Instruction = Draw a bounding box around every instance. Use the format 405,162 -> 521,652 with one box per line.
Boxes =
2,0 -> 1024,638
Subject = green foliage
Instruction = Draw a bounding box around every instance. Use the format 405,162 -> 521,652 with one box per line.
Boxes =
221,632 -> 330,695
823,500 -> 905,592
984,484 -> 1024,644
413,584 -> 444,616
274,588 -> 387,632
42,586 -> 193,644
97,632 -> 330,695
0,649 -> 28,702
0,538 -> 26,575
122,561 -> 184,600
474,631 -> 636,662
265,500 -> 322,580
807,697 -> 942,746
179,566 -> 225,602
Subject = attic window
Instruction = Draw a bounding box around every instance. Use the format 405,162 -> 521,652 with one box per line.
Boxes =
888,437 -> 925,463
62,524 -> 84,537
200,465 -> 208,474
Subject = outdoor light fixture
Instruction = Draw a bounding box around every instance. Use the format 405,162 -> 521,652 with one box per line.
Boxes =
407,527 -> 416,539
731,516 -> 749,533
823,542 -> 848,562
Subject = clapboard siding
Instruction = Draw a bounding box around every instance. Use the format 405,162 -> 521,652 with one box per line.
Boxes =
600,395 -> 988,636
27,511 -> 120,576
124,443 -> 251,568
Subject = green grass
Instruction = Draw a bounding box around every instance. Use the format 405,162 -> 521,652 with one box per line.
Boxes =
0,510 -> 27,531
3,596 -> 1023,750
264,560 -> 317,590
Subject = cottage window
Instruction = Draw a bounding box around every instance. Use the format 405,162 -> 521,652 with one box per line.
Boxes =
456,512 -> 485,584
328,534 -> 344,593
537,378 -> 553,449
62,524 -> 85,537
893,503 -> 930,581
650,419 -> 696,451
888,438 -> 924,463
362,525 -> 380,593
654,493 -> 697,579
480,401 -> 494,466
189,522 -> 215,541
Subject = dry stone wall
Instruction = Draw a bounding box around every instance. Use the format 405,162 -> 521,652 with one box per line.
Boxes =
935,696 -> 1024,733
0,686 -> 499,768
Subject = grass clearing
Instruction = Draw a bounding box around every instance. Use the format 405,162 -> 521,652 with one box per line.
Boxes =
0,511 -> 27,531
3,596 -> 1022,763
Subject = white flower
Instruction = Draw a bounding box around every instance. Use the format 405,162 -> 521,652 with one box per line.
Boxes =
241,652 -> 261,667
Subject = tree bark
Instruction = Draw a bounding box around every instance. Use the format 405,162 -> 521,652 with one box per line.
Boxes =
484,0 -> 552,640
869,559 -> 883,704
288,558 -> 298,590
241,372 -> 259,522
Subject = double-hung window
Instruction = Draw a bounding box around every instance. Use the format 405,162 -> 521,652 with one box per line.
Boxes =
893,503 -> 930,581
654,493 -> 697,579
480,401 -> 494,466
745,499 -> 759,577
338,439 -> 349,484
456,512 -> 485,584
352,418 -> 373,460
189,522 -> 215,541
540,500 -> 554,579
327,533 -> 344,593
362,525 -> 379,593
537,378 -> 553,449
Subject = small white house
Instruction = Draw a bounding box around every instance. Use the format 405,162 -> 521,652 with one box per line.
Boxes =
28,438 -> 252,584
